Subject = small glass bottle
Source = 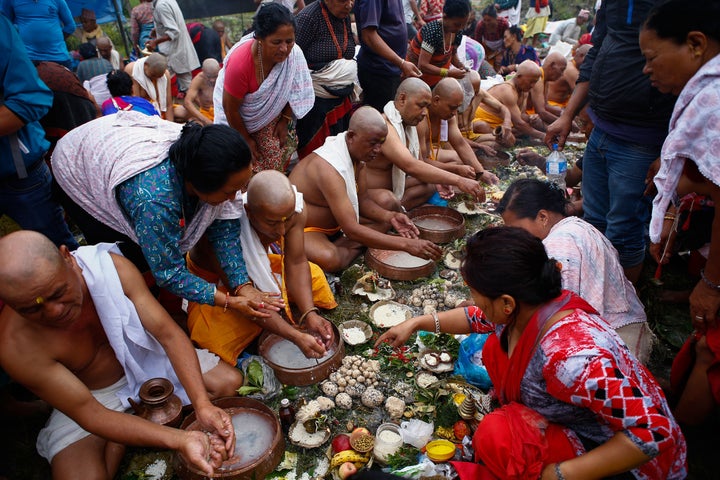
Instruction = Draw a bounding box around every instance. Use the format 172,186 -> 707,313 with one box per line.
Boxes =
278,398 -> 295,434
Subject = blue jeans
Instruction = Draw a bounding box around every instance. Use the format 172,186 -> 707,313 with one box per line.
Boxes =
581,127 -> 660,268
0,160 -> 78,249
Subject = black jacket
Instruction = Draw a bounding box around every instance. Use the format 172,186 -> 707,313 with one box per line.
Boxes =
578,0 -> 676,130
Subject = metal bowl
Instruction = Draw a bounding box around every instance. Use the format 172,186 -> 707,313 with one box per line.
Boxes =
407,206 -> 465,244
365,248 -> 436,281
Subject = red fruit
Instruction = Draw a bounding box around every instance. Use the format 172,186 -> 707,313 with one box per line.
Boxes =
332,434 -> 352,454
339,462 -> 358,479
453,420 -> 470,440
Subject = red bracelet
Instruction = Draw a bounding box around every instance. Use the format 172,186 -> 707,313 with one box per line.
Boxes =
223,291 -> 230,313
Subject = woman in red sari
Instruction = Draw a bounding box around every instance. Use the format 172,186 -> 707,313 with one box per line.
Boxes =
377,227 -> 687,479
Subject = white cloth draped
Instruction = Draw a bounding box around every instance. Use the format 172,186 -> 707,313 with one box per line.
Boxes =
239,186 -> 304,293
311,58 -> 361,101
313,132 -> 358,220
132,56 -> 168,113
383,100 -> 420,199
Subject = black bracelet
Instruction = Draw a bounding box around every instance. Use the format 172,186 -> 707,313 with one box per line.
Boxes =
700,268 -> 720,291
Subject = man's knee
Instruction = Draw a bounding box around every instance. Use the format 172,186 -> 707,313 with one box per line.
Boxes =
204,363 -> 243,399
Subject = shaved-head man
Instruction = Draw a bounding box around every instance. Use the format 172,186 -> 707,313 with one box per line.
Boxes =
473,60 -> 545,141
547,45 -> 591,110
96,37 -> 121,70
175,58 -> 221,124
186,170 -> 338,364
290,106 -> 442,272
416,78 -> 500,184
0,231 -> 242,479
124,53 -> 173,121
365,77 -> 487,210
526,52 -> 568,124
459,70 -> 515,148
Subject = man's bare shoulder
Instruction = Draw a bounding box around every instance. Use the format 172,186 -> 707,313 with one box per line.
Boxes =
491,83 -> 517,103
0,308 -> 57,377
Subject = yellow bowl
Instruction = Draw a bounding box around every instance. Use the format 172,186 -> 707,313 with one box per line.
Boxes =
425,439 -> 456,462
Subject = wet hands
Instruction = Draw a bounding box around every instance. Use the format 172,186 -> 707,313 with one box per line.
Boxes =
390,213 -> 420,239
196,405 -> 236,454
304,313 -> 335,350
408,239 -> 443,261
436,184 -> 456,200
183,429 -> 230,475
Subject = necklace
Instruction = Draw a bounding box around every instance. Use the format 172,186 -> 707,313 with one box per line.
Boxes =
321,2 -> 348,59
256,41 -> 265,84
441,20 -> 454,55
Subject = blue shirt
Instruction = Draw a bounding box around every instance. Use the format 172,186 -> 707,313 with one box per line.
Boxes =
1,0 -> 75,62
356,0 -> 407,75
0,13 -> 52,178
116,159 -> 248,304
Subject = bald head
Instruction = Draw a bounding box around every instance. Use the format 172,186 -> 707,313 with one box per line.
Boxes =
542,52 -> 567,82
349,106 -> 386,132
433,77 -> 464,99
145,53 -> 168,78
573,44 -> 592,67
202,58 -> 220,76
0,231 -> 65,301
246,170 -> 295,212
96,37 -> 111,49
517,60 -> 542,78
396,77 -> 431,100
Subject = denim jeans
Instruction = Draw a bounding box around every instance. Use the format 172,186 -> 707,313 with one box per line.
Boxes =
0,160 -> 78,249
581,126 -> 660,268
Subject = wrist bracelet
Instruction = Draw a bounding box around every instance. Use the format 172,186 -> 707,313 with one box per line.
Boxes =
299,307 -> 320,326
555,462 -> 566,480
281,113 -> 292,122
664,213 -> 676,221
700,268 -> 720,291
233,280 -> 254,296
440,68 -> 448,78
432,311 -> 441,334
223,291 -> 230,314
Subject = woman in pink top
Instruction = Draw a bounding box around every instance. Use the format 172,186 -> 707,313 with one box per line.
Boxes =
497,178 -> 654,364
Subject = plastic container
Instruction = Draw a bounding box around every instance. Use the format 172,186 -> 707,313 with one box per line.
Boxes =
373,423 -> 403,464
545,143 -> 568,192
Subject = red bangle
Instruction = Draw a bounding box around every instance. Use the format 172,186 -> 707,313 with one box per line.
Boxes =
223,292 -> 230,313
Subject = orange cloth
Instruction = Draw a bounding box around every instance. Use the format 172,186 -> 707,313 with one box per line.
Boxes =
304,225 -> 342,236
186,253 -> 337,365
548,99 -> 568,108
199,105 -> 214,121
473,105 -> 505,129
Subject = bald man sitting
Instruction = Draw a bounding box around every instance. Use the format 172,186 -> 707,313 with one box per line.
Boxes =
289,106 -> 443,272
186,170 -> 338,365
526,52 -> 568,125
547,44 -> 591,111
458,70 -> 515,148
125,53 -> 174,121
473,60 -> 545,142
364,78 -> 487,210
175,59 -> 220,125
416,78 -> 500,183
0,231 -> 242,480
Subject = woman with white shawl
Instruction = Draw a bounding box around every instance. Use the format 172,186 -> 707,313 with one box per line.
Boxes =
214,3 -> 314,173
641,0 -> 720,426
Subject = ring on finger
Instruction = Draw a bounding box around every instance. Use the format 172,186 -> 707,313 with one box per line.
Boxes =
695,315 -> 704,321
259,302 -> 265,309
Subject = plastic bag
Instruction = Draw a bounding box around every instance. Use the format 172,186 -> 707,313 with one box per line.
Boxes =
237,355 -> 281,400
454,334 -> 492,390
399,419 -> 434,449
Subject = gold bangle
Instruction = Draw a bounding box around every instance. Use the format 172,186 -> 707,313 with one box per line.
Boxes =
298,307 -> 319,326
432,311 -> 441,334
233,280 -> 254,296
223,291 -> 230,313
663,213 -> 676,221
281,113 -> 292,122
440,68 -> 448,77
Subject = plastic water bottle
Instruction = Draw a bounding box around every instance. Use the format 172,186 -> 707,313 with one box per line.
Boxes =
545,144 -> 568,192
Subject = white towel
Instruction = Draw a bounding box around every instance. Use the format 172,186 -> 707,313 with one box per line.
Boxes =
313,132 -> 359,220
383,100 -> 420,200
239,186 -> 304,293
132,56 -> 168,113
73,243 -> 191,408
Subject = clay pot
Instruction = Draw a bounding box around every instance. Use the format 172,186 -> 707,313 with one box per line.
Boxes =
129,377 -> 183,428
407,206 -> 466,244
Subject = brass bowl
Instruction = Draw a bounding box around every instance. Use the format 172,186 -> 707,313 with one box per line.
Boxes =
407,206 -> 466,244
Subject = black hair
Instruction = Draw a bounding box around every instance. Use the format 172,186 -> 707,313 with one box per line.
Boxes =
507,25 -> 524,42
481,5 -> 497,18
169,123 -> 252,194
496,178 -> 567,219
252,2 -> 296,39
106,69 -> 133,97
443,0 -> 471,19
460,226 -> 562,304
78,42 -> 98,60
643,0 -> 720,44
